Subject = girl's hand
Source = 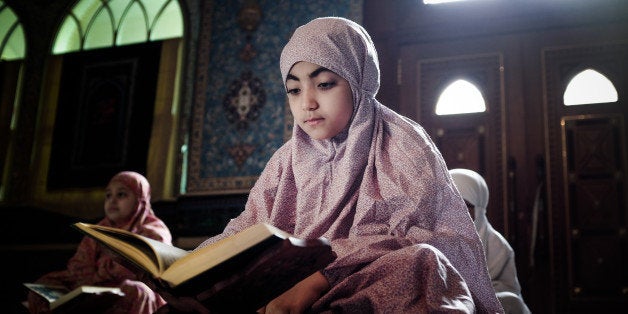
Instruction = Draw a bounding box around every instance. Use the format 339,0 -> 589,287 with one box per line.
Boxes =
153,293 -> 211,314
137,273 -> 210,314
258,271 -> 329,314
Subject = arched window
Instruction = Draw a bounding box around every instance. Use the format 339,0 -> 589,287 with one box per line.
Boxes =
45,0 -> 184,200
52,0 -> 183,54
563,68 -> 618,106
0,1 -> 25,200
0,1 -> 25,60
435,79 -> 487,115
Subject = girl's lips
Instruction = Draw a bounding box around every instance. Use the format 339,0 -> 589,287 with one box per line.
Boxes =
305,117 -> 324,126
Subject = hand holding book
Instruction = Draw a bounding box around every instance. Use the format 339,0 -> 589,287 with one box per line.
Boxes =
259,271 -> 331,314
137,271 -> 210,314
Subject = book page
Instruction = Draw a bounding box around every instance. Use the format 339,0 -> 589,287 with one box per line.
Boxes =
74,223 -> 188,276
24,283 -> 68,303
161,224 -> 286,287
52,286 -> 124,310
97,228 -> 189,270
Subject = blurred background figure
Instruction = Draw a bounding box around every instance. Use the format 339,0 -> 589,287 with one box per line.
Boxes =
450,168 -> 531,314
26,171 -> 172,314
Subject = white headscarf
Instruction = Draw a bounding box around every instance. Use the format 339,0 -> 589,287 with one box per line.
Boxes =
449,168 -> 490,234
449,169 -> 527,300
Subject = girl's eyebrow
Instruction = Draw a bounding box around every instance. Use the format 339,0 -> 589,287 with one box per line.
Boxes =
286,67 -> 333,82
308,67 -> 331,78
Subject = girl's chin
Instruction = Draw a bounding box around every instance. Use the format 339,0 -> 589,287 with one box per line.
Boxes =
304,130 -> 332,140
107,215 -> 130,226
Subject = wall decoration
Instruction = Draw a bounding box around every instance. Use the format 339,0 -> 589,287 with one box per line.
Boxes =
223,70 -> 266,130
227,143 -> 256,168
237,0 -> 262,62
47,42 -> 161,189
187,0 -> 363,194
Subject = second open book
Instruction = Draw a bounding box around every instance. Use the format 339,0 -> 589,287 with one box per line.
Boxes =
24,283 -> 124,312
73,222 -> 335,311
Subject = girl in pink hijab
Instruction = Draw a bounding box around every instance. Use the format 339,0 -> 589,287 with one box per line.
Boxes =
27,171 -> 172,314
160,17 -> 502,313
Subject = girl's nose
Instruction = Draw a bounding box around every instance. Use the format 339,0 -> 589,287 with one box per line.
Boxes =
301,89 -> 318,111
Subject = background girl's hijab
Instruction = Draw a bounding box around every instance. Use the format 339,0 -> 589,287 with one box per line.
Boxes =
104,171 -> 158,232
109,171 -> 152,204
448,171 -> 526,311
449,168 -> 489,222
449,168 -> 492,257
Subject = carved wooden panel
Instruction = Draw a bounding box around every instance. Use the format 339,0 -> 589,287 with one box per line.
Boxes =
563,115 -> 627,298
434,126 -> 485,174
544,42 -> 628,311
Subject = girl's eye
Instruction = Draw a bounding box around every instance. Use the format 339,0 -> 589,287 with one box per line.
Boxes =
286,88 -> 300,95
318,81 -> 336,89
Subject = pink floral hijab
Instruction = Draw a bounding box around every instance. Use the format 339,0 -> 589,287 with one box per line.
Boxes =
38,171 -> 171,294
199,17 -> 502,313
100,171 -> 171,243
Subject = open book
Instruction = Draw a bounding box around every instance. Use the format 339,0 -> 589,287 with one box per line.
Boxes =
73,222 -> 336,311
24,283 -> 124,313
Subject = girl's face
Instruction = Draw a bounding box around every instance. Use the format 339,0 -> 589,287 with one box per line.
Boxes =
104,181 -> 138,226
286,61 -> 354,140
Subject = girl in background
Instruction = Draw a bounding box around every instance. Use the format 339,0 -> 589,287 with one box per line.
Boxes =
27,171 -> 171,314
450,168 -> 531,314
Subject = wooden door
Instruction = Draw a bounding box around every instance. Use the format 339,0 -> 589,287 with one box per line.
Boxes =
542,40 -> 628,313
